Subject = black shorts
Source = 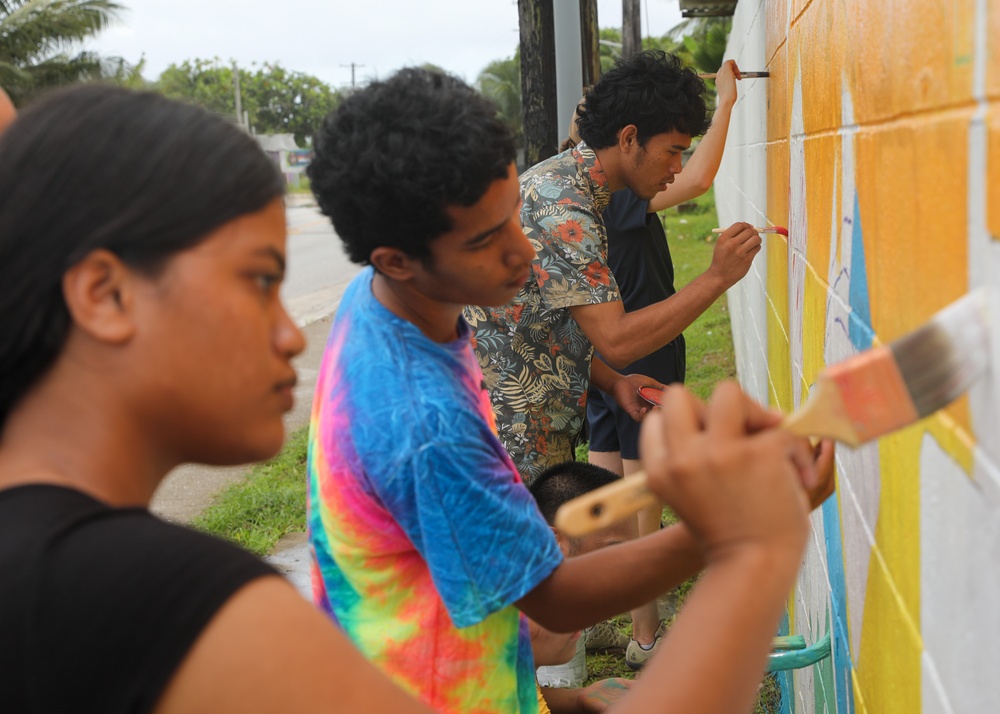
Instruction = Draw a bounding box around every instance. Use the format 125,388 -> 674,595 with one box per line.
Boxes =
586,335 -> 686,460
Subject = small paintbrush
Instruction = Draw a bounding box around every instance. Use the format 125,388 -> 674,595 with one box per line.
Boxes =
712,226 -> 788,236
556,289 -> 993,537
699,71 -> 770,79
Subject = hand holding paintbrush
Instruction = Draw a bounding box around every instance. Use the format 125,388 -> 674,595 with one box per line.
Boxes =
556,290 -> 992,537
712,225 -> 788,236
699,71 -> 770,79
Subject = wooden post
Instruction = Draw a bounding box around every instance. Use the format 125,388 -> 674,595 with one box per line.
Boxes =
518,0 -> 558,168
622,0 -> 641,59
579,0 -> 600,88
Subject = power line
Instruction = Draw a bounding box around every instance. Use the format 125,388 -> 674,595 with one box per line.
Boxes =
339,63 -> 365,88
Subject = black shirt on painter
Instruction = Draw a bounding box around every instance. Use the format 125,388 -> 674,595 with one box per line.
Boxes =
0,485 -> 275,713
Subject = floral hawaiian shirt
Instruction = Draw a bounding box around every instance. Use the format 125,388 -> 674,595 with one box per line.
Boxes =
465,145 -> 620,483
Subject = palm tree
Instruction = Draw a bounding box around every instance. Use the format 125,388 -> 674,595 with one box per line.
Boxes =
477,52 -> 522,146
0,0 -> 123,104
667,16 -> 731,74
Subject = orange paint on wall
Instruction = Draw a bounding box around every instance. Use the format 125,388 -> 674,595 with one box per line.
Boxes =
768,46 -> 790,143
798,134 -> 837,389
854,114 -> 972,441
892,0 -> 974,112
765,0 -> 788,66
841,0 -> 974,121
840,0 -> 895,124
802,135 -> 837,269
854,116 -> 969,340
989,107 -> 1000,240
790,0 -> 843,134
768,138 -> 791,229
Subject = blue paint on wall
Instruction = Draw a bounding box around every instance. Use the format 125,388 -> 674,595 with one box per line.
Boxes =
821,495 -> 856,714
848,193 -> 874,351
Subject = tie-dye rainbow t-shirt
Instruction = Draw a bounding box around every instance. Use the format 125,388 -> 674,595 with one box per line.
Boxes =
307,268 -> 563,714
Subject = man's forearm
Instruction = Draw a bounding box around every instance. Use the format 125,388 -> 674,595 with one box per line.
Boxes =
589,356 -> 623,394
572,270 -> 729,370
517,524 -> 704,632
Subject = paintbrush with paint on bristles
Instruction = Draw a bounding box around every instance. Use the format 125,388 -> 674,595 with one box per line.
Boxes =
699,71 -> 770,79
556,289 -> 993,537
712,226 -> 788,236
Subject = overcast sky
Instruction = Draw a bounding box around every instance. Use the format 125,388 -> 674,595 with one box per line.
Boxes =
87,0 -> 685,88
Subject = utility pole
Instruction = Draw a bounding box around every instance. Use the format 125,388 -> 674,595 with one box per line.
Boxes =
622,0 -> 641,59
340,63 -> 365,89
579,0 -> 600,88
518,0 -> 558,168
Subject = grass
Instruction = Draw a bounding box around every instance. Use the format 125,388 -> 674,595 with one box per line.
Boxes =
286,174 -> 312,194
661,186 -> 738,399
192,426 -> 310,556
194,186 -> 779,711
575,188 -> 780,712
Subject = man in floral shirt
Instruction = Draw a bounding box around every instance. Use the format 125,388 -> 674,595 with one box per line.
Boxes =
467,51 -> 763,482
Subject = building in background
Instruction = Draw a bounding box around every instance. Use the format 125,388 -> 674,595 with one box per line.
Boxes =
255,133 -> 311,188
715,1 -> 1000,712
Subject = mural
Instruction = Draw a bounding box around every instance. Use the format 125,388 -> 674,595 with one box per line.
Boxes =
716,0 -> 1000,711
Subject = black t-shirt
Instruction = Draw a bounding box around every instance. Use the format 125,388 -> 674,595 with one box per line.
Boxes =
599,189 -> 685,383
0,485 -> 277,713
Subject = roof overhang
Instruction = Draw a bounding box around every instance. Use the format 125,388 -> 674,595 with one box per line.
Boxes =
678,0 -> 738,17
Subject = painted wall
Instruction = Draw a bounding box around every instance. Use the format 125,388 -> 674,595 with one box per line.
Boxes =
714,0 -> 1000,711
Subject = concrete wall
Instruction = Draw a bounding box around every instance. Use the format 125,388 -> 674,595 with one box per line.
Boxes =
715,0 -> 1000,711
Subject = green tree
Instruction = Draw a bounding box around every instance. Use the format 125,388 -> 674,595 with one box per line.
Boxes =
243,63 -> 340,146
0,0 -> 123,104
598,27 -> 622,74
477,51 -> 521,146
157,58 -> 242,117
668,17 -> 731,74
102,53 -> 147,89
156,59 -> 341,146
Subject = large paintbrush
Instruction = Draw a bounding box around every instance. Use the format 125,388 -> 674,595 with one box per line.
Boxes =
556,290 -> 993,537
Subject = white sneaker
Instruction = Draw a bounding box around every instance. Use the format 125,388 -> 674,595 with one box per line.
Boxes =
625,620 -> 668,671
536,633 -> 587,688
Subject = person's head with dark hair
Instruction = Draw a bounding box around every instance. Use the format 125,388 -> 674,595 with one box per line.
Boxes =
0,84 -> 303,462
576,50 -> 708,150
529,461 -> 635,557
308,67 -> 518,266
572,50 -> 709,202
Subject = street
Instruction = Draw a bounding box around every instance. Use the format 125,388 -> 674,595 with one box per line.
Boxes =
151,199 -> 358,524
282,200 -> 362,327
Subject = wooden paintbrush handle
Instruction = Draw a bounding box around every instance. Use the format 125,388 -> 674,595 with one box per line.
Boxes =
698,71 -> 769,78
555,377 -> 859,537
781,375 -> 860,446
554,474 -> 658,537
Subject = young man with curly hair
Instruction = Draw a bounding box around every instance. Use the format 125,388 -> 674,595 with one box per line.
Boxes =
305,68 -> 715,714
304,64 -> 835,714
466,52 -> 762,485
